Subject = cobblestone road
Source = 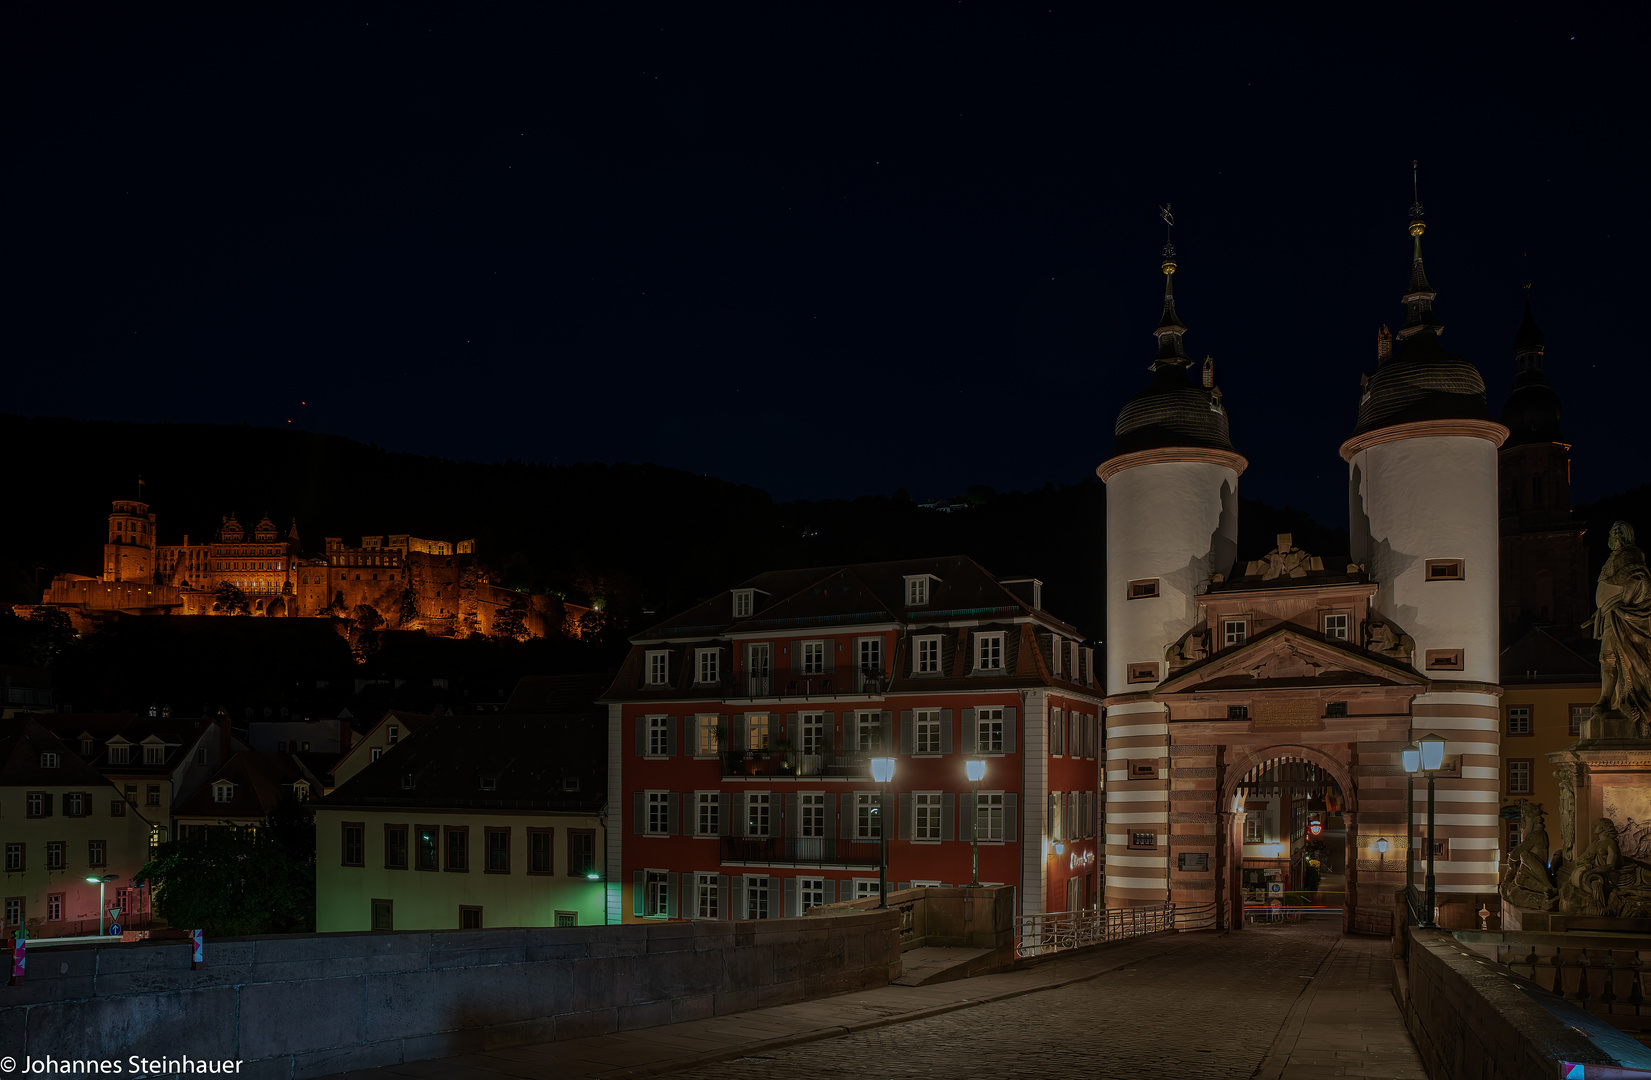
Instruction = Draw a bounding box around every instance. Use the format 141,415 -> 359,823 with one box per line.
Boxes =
657,918 -> 1406,1080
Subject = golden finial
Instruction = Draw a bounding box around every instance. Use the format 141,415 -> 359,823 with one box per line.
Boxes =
1408,159 -> 1426,236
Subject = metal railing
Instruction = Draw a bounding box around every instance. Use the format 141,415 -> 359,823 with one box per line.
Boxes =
1015,901 -> 1211,958
722,669 -> 892,699
718,751 -> 872,778
718,835 -> 883,867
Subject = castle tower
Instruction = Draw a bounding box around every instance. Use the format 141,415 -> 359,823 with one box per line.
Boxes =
1498,288 -> 1589,641
103,499 -> 157,583
1340,184 -> 1506,893
1097,236 -> 1246,909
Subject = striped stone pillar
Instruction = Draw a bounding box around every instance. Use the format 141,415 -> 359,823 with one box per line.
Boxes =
1411,690 -> 1502,893
1104,700 -> 1171,907
1168,740 -> 1218,911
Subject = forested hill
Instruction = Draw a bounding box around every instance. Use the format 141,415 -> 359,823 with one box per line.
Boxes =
3,413 -> 1389,641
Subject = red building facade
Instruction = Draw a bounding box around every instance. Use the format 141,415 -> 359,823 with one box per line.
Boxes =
604,556 -> 1102,923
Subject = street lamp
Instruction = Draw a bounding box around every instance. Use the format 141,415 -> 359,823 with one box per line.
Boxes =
870,757 -> 896,908
1375,837 -> 1388,873
965,758 -> 986,887
1403,734 -> 1447,926
85,874 -> 119,937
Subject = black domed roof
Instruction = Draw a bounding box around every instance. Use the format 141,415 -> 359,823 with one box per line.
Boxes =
1114,365 -> 1233,455
1351,332 -> 1490,437
1500,381 -> 1563,445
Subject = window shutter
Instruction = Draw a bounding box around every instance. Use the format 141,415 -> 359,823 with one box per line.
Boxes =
881,710 -> 894,752
791,640 -> 804,674
899,711 -> 914,755
632,871 -> 644,917
785,877 -> 799,917
44,794 -> 53,817
632,791 -> 644,834
784,794 -> 798,834
823,794 -> 837,842
823,638 -> 835,672
940,709 -> 953,754
942,793 -> 956,841
719,792 -> 733,836
1005,793 -> 1019,842
839,795 -> 853,840
899,882 -> 913,892
732,714 -> 748,750
823,712 -> 836,753
786,712 -> 800,747
666,872 -> 680,918
962,709 -> 976,752
1049,792 -> 1060,840
1003,707 -> 1017,753
716,875 -> 729,918
668,793 -> 681,836
634,716 -> 645,756
667,716 -> 678,757
899,793 -> 913,840
735,792 -> 748,837
731,877 -> 746,921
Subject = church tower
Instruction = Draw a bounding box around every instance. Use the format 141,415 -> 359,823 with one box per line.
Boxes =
1340,185 -> 1506,893
103,499 -> 157,583
1498,289 -> 1589,641
1098,234 -> 1245,909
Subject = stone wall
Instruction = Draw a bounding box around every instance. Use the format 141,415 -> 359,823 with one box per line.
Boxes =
0,910 -> 900,1080
1403,926 -> 1651,1079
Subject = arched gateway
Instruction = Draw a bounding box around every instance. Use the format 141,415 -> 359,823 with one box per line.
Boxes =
1098,203 -> 1504,934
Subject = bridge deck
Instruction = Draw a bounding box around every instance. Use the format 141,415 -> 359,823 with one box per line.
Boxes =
326,915 -> 1424,1080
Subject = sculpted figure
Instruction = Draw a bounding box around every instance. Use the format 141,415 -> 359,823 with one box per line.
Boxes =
1554,767 -> 1576,864
1559,818 -> 1621,915
1498,801 -> 1557,911
1591,521 -> 1651,730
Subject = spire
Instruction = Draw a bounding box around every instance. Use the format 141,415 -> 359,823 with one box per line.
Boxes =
1514,282 -> 1546,378
1151,203 -> 1191,369
1396,160 -> 1443,342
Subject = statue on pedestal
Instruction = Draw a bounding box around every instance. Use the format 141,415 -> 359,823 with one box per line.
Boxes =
1498,800 -> 1557,912
1591,520 -> 1651,735
1557,817 -> 1651,917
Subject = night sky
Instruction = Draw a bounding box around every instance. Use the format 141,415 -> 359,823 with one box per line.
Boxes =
10,3 -> 1647,527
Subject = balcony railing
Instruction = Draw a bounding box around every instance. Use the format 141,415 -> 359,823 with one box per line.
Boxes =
722,668 -> 892,699
719,751 -> 873,778
719,835 -> 883,867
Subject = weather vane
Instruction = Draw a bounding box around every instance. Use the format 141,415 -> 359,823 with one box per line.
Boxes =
1410,160 -> 1424,220
1160,203 -> 1175,260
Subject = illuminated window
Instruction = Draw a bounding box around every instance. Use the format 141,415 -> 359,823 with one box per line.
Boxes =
747,713 -> 770,751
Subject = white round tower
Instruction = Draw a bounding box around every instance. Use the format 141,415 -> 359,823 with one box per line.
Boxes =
1098,242 -> 1245,909
1341,193 -> 1506,893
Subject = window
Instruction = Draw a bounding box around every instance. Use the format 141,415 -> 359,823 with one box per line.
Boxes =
695,715 -> 720,756
800,793 -> 825,838
648,715 -> 670,756
975,632 -> 1004,671
697,649 -> 720,685
1508,759 -> 1533,795
46,842 -> 64,870
1222,619 -> 1248,648
194,748 -> 206,765
64,793 -> 86,817
696,792 -> 721,836
88,840 -> 105,867
39,753 -> 58,769
480,827 -> 509,873
1127,831 -> 1157,850
976,708 -> 1004,753
914,709 -> 941,754
1425,559 -> 1465,581
801,713 -> 825,755
914,792 -> 942,841
747,713 -> 770,751
4,899 -> 20,926
213,782 -> 233,803
1128,579 -> 1160,600
371,899 -> 393,931
1050,709 -> 1064,756
445,827 -> 469,871
459,906 -> 483,930
124,785 -> 137,806
110,800 -> 125,817
856,793 -> 882,840
1507,822 -> 1523,849
1243,816 -> 1263,842
746,792 -> 771,837
856,711 -> 883,753
916,636 -> 942,674
976,793 -> 1005,842
47,894 -> 62,922
387,725 -> 400,745
1323,613 -> 1349,641
568,829 -> 596,876
1425,649 -> 1465,671
528,828 -> 554,874
858,636 -> 883,674
1049,790 -> 1064,841
1508,706 -> 1532,736
1127,662 -> 1158,684
802,641 -> 825,675
1571,704 -> 1590,737
695,873 -> 720,919
415,826 -> 439,870
906,576 -> 929,606
144,745 -> 164,765
3,845 -> 21,872
854,880 -> 881,900
745,875 -> 770,919
647,791 -> 671,835
342,823 -> 365,866
647,650 -> 669,685
371,748 -> 383,762
385,825 -> 408,870
26,792 -> 49,818
109,745 -> 129,764
80,738 -> 92,757
799,877 -> 825,912
645,871 -> 669,917
1227,705 -> 1249,721
146,785 -> 160,807
555,912 -> 578,927
733,589 -> 754,618
1324,701 -> 1348,718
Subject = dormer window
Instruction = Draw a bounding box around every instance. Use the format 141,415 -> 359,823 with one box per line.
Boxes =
108,745 -> 130,765
39,753 -> 58,769
79,738 -> 92,757
915,635 -> 943,674
292,782 -> 310,802
479,776 -> 497,792
562,777 -> 580,792
212,782 -> 234,804
401,773 -> 416,790
144,745 -> 164,765
646,650 -> 670,686
905,575 -> 933,607
387,725 -> 399,745
696,648 -> 721,685
975,632 -> 1004,671
733,590 -> 754,618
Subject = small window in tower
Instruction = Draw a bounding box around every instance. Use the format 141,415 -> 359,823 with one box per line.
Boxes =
1425,649 -> 1465,671
1127,579 -> 1160,600
1424,559 -> 1464,581
1226,705 -> 1249,721
1324,701 -> 1348,718
1126,662 -> 1159,684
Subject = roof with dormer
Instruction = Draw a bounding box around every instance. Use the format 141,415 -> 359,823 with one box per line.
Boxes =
171,751 -> 318,821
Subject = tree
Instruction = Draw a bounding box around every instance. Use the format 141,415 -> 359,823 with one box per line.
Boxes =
396,586 -> 419,627
492,592 -> 529,642
213,582 -> 250,616
139,790 -> 315,937
351,604 -> 384,661
22,606 -> 74,666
